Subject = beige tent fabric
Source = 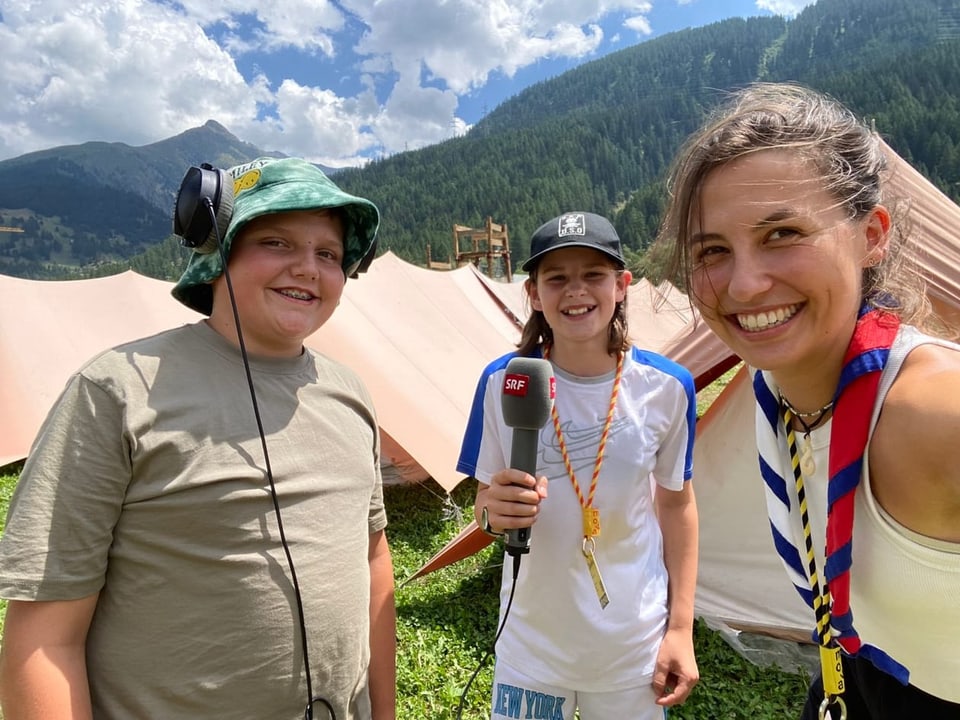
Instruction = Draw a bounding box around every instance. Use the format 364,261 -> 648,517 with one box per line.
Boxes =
462,266 -> 527,330
307,252 -> 523,491
886,147 -> 960,332
0,271 -> 199,467
690,367 -> 812,637
629,278 -> 694,351
380,429 -> 431,485
0,251 -> 692,492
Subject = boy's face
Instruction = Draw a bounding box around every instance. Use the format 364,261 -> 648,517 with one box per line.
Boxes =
209,209 -> 346,357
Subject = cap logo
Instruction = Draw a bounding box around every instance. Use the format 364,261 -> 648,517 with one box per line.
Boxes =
558,213 -> 586,237
233,168 -> 261,195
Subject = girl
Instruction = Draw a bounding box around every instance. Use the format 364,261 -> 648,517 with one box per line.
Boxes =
660,83 -> 960,718
458,211 -> 699,720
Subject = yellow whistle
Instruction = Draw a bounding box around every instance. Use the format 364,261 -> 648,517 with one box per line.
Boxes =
819,645 -> 845,696
582,507 -> 601,538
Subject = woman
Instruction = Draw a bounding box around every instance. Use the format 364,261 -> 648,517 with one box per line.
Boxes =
659,82 -> 960,718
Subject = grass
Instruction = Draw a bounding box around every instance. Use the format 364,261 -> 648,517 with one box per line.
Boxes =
0,368 -> 814,718
387,478 -> 811,719
696,363 -> 743,417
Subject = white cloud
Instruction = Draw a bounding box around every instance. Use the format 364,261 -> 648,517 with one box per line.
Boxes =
0,0 -> 658,164
755,0 -> 811,17
352,0 -> 651,93
239,79 -> 381,167
624,14 -> 653,35
176,0 -> 345,55
0,0 -> 261,156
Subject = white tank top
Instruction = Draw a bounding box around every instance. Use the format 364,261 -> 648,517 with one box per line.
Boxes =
851,325 -> 960,701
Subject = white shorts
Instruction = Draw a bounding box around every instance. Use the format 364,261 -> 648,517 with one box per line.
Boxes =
490,658 -> 667,720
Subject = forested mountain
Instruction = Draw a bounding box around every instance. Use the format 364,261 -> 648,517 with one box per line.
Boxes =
334,0 -> 960,271
1,0 -> 959,281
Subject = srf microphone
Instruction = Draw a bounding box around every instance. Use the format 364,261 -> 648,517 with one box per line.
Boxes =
501,356 -> 555,556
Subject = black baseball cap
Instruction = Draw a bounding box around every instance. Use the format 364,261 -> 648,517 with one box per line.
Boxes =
521,211 -> 625,272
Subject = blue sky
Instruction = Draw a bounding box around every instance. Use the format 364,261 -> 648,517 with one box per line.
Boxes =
0,0 -> 815,166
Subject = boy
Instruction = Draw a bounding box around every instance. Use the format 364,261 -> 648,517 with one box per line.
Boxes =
0,157 -> 396,720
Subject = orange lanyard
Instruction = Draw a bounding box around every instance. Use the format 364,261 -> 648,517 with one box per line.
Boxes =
543,345 -> 624,539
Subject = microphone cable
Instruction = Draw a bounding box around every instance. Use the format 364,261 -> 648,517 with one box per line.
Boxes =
202,199 -> 335,720
454,550 -> 522,719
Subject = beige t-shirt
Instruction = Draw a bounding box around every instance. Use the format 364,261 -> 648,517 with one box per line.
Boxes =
0,322 -> 385,719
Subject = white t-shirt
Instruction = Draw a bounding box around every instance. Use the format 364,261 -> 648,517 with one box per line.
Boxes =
457,347 -> 696,691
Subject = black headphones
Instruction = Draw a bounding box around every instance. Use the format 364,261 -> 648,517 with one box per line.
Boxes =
172,161 -> 379,278
173,163 -> 234,255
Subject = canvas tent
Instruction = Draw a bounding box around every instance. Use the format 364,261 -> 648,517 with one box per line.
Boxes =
2,142 -> 958,641
0,252 -> 693,482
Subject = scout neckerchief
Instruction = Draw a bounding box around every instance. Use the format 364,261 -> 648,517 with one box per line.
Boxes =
755,306 -> 908,719
543,344 -> 623,609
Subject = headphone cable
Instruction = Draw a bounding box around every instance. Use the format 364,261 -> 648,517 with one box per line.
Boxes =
454,552 -> 522,719
204,199 -> 334,720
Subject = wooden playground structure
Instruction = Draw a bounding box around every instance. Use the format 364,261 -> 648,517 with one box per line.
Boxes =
426,216 -> 512,282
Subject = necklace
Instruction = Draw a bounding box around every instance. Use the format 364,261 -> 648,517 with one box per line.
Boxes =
779,394 -> 835,422
779,393 -> 834,475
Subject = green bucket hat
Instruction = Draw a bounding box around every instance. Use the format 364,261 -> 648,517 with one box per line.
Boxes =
171,156 -> 380,315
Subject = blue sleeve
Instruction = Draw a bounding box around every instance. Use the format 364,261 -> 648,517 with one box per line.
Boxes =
631,346 -> 697,480
456,352 -> 515,477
